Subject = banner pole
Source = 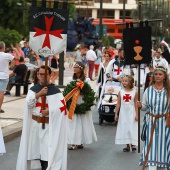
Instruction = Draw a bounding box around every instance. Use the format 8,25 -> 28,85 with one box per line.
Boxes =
137,0 -> 142,153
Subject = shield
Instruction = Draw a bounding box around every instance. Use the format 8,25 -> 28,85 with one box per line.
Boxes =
29,7 -> 69,57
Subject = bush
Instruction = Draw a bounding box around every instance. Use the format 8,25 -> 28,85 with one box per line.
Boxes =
102,36 -> 110,47
108,36 -> 115,47
0,27 -> 22,48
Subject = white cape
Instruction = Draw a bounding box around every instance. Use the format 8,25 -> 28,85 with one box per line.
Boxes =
0,122 -> 6,155
16,90 -> 67,170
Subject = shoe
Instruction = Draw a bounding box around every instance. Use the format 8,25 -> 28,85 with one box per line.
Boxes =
123,145 -> 130,152
68,145 -> 78,150
131,145 -> 137,152
0,109 -> 4,113
4,91 -> 11,96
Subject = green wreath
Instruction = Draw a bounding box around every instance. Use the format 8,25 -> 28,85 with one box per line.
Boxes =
63,81 -> 96,114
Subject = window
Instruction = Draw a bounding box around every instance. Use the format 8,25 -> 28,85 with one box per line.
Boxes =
119,10 -> 132,19
77,9 -> 92,18
107,29 -> 115,33
95,0 -> 112,3
97,10 -> 115,18
119,0 -> 127,3
118,29 -> 123,33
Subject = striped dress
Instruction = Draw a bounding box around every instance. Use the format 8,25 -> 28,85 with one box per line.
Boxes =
139,86 -> 170,168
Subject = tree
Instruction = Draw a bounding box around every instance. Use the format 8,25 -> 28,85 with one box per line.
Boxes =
0,27 -> 22,47
0,0 -> 76,37
102,36 -> 110,47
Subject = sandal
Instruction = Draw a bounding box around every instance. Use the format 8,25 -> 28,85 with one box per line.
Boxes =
68,145 -> 78,150
77,144 -> 83,149
0,109 -> 4,113
131,145 -> 137,152
123,145 -> 130,152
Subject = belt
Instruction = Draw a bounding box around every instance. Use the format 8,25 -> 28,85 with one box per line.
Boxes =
142,112 -> 167,170
32,115 -> 49,124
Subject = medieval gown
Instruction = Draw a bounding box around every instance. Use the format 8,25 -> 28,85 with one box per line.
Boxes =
67,77 -> 97,145
115,89 -> 138,146
139,86 -> 170,169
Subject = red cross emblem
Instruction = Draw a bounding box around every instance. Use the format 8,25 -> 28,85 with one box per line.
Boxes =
123,94 -> 131,102
155,63 -> 158,67
36,97 -> 48,113
114,67 -> 122,75
59,99 -> 67,115
33,16 -> 63,49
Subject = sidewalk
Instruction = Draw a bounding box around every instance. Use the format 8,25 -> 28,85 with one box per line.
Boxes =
1,62 -> 97,143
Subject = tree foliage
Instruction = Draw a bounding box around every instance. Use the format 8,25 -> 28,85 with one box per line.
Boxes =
0,0 -> 76,37
0,27 -> 22,48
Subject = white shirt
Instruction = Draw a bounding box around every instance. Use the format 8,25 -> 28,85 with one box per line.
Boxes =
86,49 -> 97,61
0,52 -> 14,79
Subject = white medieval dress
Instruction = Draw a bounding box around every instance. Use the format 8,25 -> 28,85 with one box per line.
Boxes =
67,77 -> 97,145
139,86 -> 170,169
16,83 -> 67,170
0,122 -> 6,156
115,89 -> 138,146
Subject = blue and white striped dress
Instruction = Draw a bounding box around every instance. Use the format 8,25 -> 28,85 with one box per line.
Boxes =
139,86 -> 170,168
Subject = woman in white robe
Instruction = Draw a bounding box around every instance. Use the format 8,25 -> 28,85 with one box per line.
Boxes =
67,61 -> 97,150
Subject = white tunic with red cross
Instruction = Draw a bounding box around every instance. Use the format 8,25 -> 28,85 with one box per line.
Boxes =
115,88 -> 138,146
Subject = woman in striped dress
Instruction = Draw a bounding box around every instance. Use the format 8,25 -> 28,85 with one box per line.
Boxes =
137,66 -> 170,170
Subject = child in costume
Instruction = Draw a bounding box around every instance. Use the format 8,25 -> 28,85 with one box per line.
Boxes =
115,75 -> 138,152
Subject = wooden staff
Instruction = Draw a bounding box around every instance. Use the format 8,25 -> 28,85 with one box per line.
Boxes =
137,0 -> 142,154
42,57 -> 48,129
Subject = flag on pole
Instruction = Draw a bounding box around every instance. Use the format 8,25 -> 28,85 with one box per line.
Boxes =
29,7 -> 69,57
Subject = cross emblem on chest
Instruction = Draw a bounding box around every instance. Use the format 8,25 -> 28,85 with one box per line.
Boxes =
59,99 -> 67,115
114,66 -> 122,75
36,96 -> 48,113
123,94 -> 131,102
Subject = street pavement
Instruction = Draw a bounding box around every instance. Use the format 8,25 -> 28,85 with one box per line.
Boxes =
0,61 -> 145,170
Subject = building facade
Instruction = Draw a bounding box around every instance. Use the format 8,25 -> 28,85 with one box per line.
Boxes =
76,0 -> 137,39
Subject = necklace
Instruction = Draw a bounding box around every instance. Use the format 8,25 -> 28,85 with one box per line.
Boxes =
154,84 -> 164,90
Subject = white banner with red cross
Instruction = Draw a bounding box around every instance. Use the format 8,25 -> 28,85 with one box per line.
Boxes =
29,6 -> 69,57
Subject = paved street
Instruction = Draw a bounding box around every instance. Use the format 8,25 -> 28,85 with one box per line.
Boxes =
0,107 -> 145,170
0,61 -> 145,170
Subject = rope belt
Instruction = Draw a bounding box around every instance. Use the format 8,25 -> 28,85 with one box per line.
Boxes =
142,112 -> 167,170
32,115 -> 49,124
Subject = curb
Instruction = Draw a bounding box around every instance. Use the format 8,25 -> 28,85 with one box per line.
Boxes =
2,121 -> 23,143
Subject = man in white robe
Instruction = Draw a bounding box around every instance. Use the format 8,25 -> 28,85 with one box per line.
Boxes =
16,65 -> 67,170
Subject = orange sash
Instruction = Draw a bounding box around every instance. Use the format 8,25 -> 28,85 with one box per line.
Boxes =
64,81 -> 84,119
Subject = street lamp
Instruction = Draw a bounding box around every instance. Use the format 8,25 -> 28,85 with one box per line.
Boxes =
17,0 -> 31,35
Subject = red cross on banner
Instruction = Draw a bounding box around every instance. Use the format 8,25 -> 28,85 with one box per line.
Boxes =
59,99 -> 67,115
33,16 -> 63,49
123,94 -> 131,102
36,97 -> 48,113
114,67 -> 122,75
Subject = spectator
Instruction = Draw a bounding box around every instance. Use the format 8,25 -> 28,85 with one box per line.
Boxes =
75,45 -> 82,62
94,46 -> 102,78
0,41 -> 20,112
81,46 -> 88,76
86,45 -> 97,80
5,57 -> 27,96
20,36 -> 27,49
49,55 -> 59,84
